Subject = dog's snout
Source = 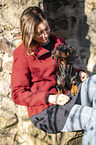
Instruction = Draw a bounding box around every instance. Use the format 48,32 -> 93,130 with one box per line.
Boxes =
52,50 -> 56,54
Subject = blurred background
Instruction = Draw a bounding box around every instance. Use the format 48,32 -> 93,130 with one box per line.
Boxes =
0,0 -> 96,144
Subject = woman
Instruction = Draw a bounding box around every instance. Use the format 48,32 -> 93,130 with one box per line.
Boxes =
11,6 -> 96,145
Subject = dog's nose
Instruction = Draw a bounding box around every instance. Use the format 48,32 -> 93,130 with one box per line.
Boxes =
52,50 -> 56,54
51,54 -> 54,60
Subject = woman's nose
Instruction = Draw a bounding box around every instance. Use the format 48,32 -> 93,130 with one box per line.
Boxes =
43,31 -> 48,37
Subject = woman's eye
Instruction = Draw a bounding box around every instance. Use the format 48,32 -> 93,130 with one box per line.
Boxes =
45,27 -> 49,31
37,32 -> 43,35
37,27 -> 49,35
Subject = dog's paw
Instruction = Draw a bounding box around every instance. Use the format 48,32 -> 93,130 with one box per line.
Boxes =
71,84 -> 78,96
58,89 -> 63,94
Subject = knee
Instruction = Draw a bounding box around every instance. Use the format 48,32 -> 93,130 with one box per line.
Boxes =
90,75 -> 96,83
91,109 -> 96,121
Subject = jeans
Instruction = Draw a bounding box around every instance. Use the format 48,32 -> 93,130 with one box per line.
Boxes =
61,75 -> 96,145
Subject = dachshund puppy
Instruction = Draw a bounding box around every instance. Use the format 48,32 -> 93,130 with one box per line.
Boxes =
51,44 -> 82,96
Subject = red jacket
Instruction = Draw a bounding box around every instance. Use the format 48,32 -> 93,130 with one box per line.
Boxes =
11,34 -> 80,118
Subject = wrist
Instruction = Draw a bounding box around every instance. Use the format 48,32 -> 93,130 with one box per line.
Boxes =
48,94 -> 57,104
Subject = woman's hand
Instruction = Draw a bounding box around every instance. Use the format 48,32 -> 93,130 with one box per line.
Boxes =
48,94 -> 70,106
79,71 -> 89,82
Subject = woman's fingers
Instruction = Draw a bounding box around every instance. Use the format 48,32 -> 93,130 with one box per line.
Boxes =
56,94 -> 70,105
79,71 -> 88,81
48,94 -> 70,105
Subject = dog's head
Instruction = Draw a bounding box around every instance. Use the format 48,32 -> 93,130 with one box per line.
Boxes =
51,44 -> 79,63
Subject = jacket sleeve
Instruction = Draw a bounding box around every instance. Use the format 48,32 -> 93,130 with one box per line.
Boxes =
11,50 -> 49,107
59,37 -> 66,44
75,68 -> 87,74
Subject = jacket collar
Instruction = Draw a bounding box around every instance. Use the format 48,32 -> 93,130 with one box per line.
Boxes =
33,33 -> 64,59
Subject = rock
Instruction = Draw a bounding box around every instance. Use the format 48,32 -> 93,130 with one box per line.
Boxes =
0,38 -> 15,55
14,39 -> 22,48
0,29 -> 3,33
0,58 -> 2,71
0,72 -> 11,95
0,0 -> 96,144
87,52 -> 96,73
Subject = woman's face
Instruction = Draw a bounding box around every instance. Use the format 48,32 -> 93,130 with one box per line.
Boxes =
33,20 -> 50,44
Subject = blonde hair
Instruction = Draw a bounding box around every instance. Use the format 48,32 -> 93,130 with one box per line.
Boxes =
20,6 -> 47,54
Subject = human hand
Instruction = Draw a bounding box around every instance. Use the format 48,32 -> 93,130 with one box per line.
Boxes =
48,94 -> 70,106
79,71 -> 88,82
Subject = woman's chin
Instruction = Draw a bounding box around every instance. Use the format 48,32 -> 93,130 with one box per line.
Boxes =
38,39 -> 50,46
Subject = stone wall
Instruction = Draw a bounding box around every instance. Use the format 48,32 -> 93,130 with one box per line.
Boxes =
44,0 -> 96,73
0,0 -> 96,145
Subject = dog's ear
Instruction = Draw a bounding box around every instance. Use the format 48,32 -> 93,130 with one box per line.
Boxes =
51,51 -> 54,60
68,46 -> 79,63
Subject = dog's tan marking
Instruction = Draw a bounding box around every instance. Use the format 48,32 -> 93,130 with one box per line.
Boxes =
71,83 -> 78,96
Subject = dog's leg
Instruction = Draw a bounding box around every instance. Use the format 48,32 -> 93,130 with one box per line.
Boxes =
71,83 -> 78,96
58,89 -> 63,94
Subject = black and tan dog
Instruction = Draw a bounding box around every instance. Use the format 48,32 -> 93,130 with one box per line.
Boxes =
51,44 -> 81,96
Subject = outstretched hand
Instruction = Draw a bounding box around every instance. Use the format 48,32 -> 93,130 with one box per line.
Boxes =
79,71 -> 89,82
48,94 -> 70,106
